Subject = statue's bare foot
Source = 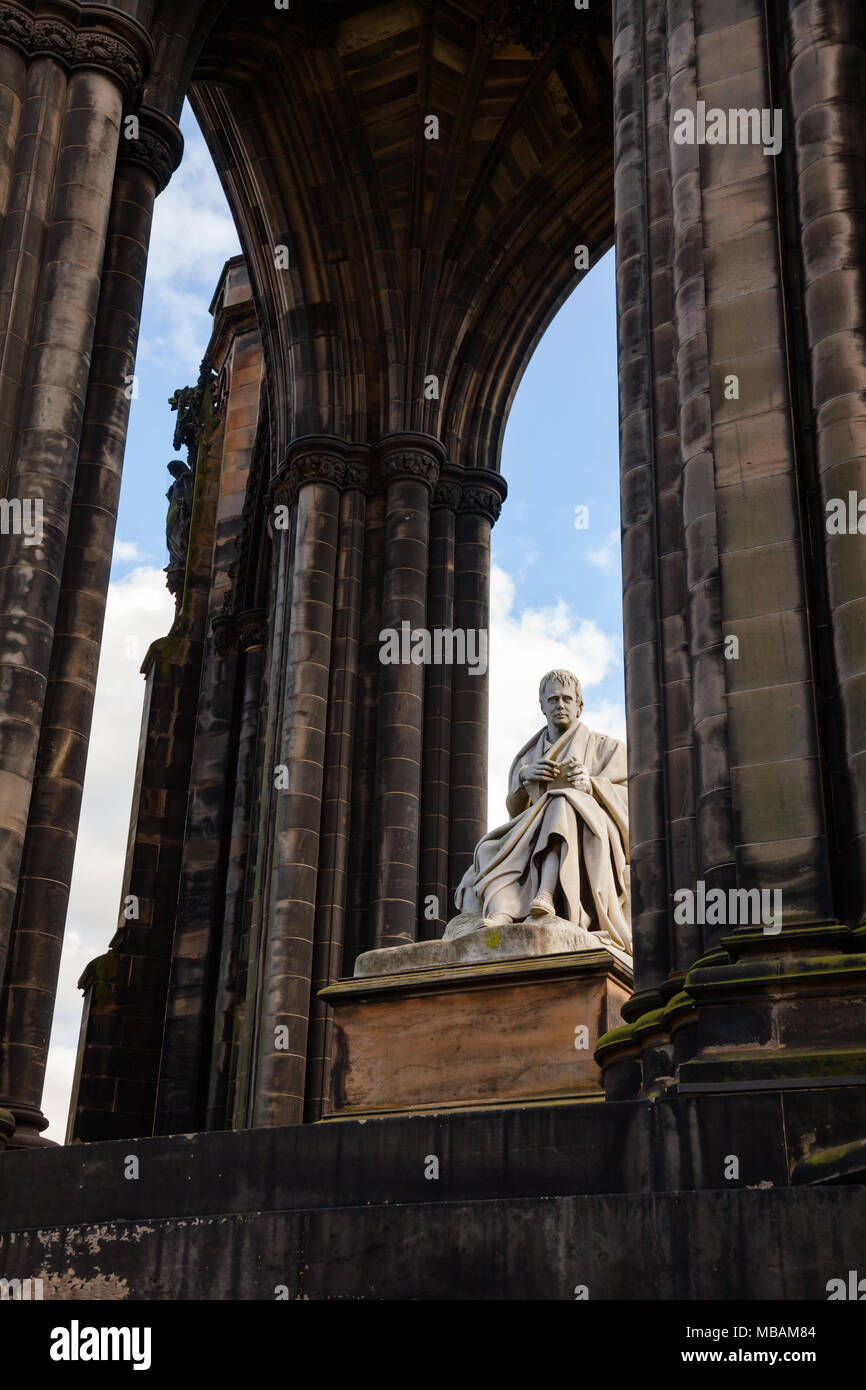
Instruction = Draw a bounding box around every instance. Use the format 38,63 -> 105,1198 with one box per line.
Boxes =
528,891 -> 555,917
484,912 -> 513,927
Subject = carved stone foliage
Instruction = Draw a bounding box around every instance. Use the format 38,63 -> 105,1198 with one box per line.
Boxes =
0,3 -> 149,93
431,470 -> 507,523
431,480 -> 463,510
272,453 -> 346,509
119,109 -> 184,194
169,359 -> 215,459
267,443 -> 506,523
460,483 -> 505,525
380,451 -> 440,490
211,610 -> 267,659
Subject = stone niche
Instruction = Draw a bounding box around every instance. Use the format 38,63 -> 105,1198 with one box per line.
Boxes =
321,946 -> 632,1119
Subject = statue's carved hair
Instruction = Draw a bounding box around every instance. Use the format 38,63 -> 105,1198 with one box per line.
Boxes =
539,669 -> 583,713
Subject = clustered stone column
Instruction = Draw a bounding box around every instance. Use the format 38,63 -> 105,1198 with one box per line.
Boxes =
598,0 -> 866,1101
253,443 -> 347,1127
205,609 -> 267,1131
370,437 -> 443,949
245,436 -> 505,1126
303,461 -> 368,1120
419,471 -> 461,941
448,473 -> 504,901
0,3 -> 180,1148
783,0 -> 866,927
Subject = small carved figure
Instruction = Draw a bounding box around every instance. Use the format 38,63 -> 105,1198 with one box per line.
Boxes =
165,458 -> 193,569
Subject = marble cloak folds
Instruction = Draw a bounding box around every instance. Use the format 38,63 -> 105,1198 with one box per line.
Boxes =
449,721 -> 632,953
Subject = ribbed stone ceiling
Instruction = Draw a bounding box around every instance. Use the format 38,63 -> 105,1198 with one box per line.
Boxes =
190,0 -> 614,462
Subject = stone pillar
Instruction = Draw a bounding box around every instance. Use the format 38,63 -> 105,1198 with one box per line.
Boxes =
783,0 -> 866,926
233,511 -> 294,1130
0,51 -> 67,492
613,0 -> 673,1025
447,472 -> 505,901
0,113 -> 179,1149
205,611 -> 266,1131
418,471 -> 460,939
370,436 -> 442,949
252,445 -> 344,1127
304,461 -> 369,1120
0,35 -> 27,241
0,8 -> 151,1145
344,491 -> 386,967
599,0 -> 865,1100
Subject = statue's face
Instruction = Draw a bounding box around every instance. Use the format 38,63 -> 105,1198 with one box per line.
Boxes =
542,680 -> 579,730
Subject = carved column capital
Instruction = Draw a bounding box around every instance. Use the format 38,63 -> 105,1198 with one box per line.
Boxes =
118,107 -> 184,193
272,437 -> 377,508
238,610 -> 268,653
431,463 -> 464,510
273,452 -> 345,509
380,450 -> 440,489
457,469 -> 508,525
73,26 -> 147,93
0,3 -> 152,95
212,609 -> 268,657
376,434 -> 446,492
211,614 -> 237,658
0,4 -> 31,55
30,15 -> 75,62
343,456 -> 374,493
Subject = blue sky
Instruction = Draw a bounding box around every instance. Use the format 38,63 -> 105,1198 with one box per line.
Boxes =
41,102 -> 622,1137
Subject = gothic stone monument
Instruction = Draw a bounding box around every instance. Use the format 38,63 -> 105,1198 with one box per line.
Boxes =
0,0 -> 864,1300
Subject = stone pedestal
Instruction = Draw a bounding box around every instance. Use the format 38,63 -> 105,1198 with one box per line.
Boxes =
320,950 -> 632,1119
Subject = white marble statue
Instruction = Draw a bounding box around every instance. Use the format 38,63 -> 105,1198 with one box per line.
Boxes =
444,668 -> 632,956
353,668 -> 632,977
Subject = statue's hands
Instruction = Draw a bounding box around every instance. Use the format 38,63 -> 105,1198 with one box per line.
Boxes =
563,758 -> 591,792
521,758 -> 558,784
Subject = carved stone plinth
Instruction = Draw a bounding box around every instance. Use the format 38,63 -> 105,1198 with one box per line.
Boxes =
354,917 -> 633,975
320,950 -> 632,1119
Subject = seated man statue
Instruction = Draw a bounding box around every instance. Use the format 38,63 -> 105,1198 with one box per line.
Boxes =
444,668 -> 632,956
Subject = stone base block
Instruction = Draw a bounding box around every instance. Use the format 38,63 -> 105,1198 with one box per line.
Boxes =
320,950 -> 633,1118
353,917 -> 632,975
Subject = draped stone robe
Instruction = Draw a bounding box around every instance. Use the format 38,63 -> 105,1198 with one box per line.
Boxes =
448,721 -> 631,952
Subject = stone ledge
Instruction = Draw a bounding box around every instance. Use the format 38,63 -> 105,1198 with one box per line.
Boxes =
353,918 -> 633,976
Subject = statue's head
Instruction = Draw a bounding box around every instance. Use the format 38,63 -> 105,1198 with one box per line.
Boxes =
539,669 -> 583,730
167,458 -> 188,479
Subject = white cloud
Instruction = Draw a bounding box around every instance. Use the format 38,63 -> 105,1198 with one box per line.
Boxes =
586,526 -> 621,574
487,561 -> 624,822
42,565 -> 175,1139
112,538 -> 147,564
